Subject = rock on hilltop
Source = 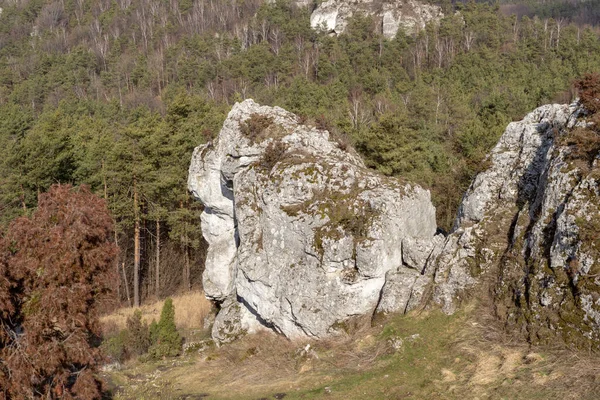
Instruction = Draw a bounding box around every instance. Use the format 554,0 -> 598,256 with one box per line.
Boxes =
309,0 -> 443,39
188,99 -> 439,343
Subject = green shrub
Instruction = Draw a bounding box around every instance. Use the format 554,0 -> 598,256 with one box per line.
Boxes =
126,309 -> 151,356
101,330 -> 129,363
149,319 -> 159,344
148,298 -> 183,359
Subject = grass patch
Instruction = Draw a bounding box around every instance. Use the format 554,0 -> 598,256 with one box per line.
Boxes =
105,301 -> 600,399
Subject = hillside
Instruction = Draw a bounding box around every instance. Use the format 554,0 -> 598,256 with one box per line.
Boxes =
105,294 -> 600,399
499,0 -> 600,26
1,0 -> 599,305
1,0 -> 600,398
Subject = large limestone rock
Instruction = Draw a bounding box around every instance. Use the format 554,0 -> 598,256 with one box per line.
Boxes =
429,101 -> 600,348
309,0 -> 443,39
188,99 -> 438,343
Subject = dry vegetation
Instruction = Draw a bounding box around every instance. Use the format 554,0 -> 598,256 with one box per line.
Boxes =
100,291 -> 214,335
104,297 -> 600,400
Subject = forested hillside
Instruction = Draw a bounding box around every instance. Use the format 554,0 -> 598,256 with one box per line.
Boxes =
0,0 -> 599,306
499,0 -> 600,26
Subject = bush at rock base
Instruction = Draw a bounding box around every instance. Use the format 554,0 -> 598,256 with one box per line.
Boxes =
148,298 -> 183,358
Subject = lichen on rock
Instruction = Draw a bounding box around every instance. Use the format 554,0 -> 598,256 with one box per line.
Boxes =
188,99 -> 438,343
429,100 -> 600,349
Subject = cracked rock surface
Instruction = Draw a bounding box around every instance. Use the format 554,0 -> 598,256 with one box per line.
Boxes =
188,99 -> 437,343
428,101 -> 600,348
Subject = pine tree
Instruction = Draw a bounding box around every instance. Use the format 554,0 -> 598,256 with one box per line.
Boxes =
148,298 -> 182,358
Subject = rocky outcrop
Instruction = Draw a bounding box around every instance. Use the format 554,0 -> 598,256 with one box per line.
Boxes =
190,97 -> 600,348
429,101 -> 600,349
428,104 -> 581,314
309,0 -> 443,39
188,99 -> 438,343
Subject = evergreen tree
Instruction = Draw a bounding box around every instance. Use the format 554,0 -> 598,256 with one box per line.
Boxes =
126,310 -> 151,357
148,298 -> 182,359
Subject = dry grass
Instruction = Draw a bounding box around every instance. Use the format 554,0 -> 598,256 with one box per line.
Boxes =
108,300 -> 600,400
100,291 -> 213,333
187,315 -> 390,390
447,299 -> 600,400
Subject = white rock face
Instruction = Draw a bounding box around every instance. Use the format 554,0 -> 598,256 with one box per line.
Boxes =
455,104 -> 578,227
429,103 -> 582,311
309,0 -> 443,39
189,99 -> 438,343
429,101 -> 600,347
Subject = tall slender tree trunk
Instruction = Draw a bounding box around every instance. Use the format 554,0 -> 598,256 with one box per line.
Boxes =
155,219 -> 160,298
114,225 -> 121,302
105,162 -> 120,299
20,180 -> 27,212
122,262 -> 131,307
102,159 -> 108,200
133,176 -> 141,307
181,200 -> 190,291
184,245 -> 190,291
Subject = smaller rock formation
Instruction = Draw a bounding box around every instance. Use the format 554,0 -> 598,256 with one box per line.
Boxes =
428,104 -> 582,314
309,0 -> 443,39
188,99 -> 439,344
427,100 -> 600,349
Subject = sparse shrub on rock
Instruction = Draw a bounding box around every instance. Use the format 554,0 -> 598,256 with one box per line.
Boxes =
240,113 -> 275,142
259,141 -> 288,172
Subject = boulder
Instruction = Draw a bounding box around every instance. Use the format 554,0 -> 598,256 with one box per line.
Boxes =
188,99 -> 438,342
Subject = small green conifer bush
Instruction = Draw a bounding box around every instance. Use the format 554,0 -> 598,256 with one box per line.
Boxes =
126,309 -> 150,356
148,298 -> 183,358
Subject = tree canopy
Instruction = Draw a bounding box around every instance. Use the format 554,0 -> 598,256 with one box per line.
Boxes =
0,0 -> 599,302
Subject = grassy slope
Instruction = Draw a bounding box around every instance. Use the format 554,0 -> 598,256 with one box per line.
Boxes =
104,297 -> 600,400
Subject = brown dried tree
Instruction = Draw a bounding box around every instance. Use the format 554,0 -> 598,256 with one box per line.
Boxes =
0,185 -> 118,399
576,72 -> 600,114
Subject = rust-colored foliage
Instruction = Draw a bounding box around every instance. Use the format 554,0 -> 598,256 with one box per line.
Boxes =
575,72 -> 600,114
562,73 -> 600,169
0,185 -> 118,399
